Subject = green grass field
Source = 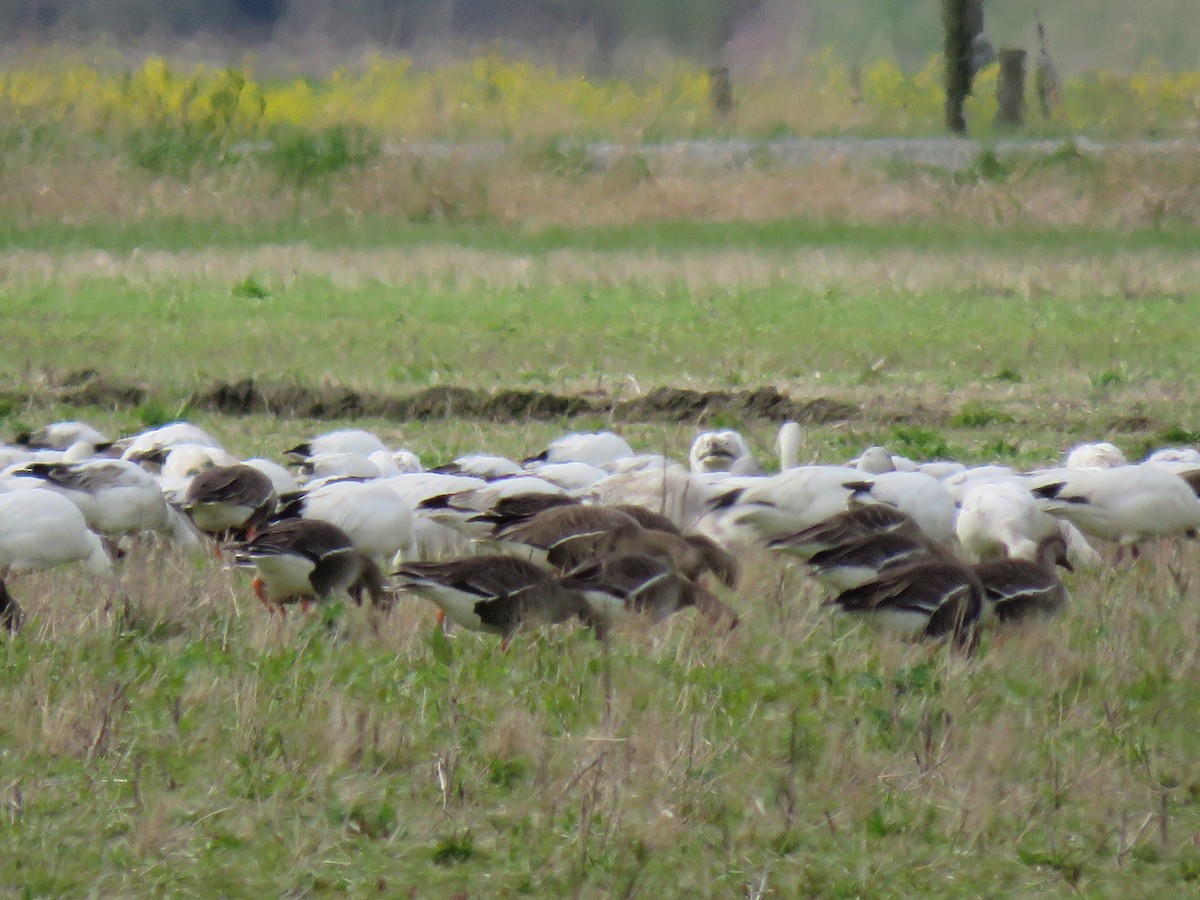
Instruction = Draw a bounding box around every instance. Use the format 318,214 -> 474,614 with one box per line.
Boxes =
3,147 -> 1200,896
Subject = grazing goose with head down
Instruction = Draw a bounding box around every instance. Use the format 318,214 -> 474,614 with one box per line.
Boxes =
231,518 -> 388,613
13,458 -> 170,538
392,555 -> 601,647
492,503 -> 739,587
1030,464 -> 1200,551
825,557 -> 984,652
558,553 -> 739,629
183,464 -> 278,541
975,533 -> 1071,626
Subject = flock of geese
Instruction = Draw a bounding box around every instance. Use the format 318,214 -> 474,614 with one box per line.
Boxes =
1,418 -> 1199,654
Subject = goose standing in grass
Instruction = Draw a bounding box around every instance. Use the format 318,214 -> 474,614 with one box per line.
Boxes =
975,533 -> 1071,625
825,557 -> 984,652
16,421 -> 110,452
711,464 -> 864,543
231,518 -> 388,613
1064,441 -> 1127,470
558,553 -> 739,629
118,422 -> 224,463
393,555 -> 601,647
285,429 -> 388,461
14,458 -> 170,538
1030,464 -> 1200,551
183,464 -> 278,541
524,431 -> 634,468
586,464 -> 713,532
0,488 -> 113,577
274,479 -> 414,563
492,503 -> 738,586
848,470 -> 957,545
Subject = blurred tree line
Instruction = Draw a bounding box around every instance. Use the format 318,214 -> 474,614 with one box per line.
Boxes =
2,0 -> 1194,72
1,0 -> 753,59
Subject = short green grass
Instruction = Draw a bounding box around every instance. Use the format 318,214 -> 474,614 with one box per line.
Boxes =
4,180 -> 1200,894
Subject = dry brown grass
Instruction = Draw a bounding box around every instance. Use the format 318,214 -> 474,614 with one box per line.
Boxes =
4,146 -> 1200,232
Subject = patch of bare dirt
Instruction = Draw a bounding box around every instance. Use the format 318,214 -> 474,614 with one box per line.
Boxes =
18,374 -> 859,426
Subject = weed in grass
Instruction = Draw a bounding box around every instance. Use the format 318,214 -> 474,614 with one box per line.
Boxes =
889,425 -> 951,460
951,400 -> 1012,428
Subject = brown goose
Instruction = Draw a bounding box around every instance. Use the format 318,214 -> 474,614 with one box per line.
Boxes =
492,504 -> 739,587
230,518 -> 387,613
0,579 -> 23,634
183,464 -> 277,541
975,533 -> 1071,625
825,559 -> 984,652
768,504 -> 925,559
558,553 -> 739,629
392,555 -> 601,647
804,531 -> 933,591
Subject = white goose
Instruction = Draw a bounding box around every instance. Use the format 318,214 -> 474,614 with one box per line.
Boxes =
277,479 -> 414,563
17,421 -> 110,451
285,428 -> 388,460
1064,441 -> 1127,470
852,471 -> 957,545
1030,464 -> 1200,549
689,430 -> 759,475
14,458 -> 170,538
0,488 -> 112,576
525,431 -> 634,468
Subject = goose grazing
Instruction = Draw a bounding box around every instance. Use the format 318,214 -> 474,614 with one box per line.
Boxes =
298,452 -> 382,481
118,422 -> 223,461
285,429 -> 388,461
274,480 -> 414,563
183,464 -> 277,541
975,533 -> 1070,626
421,483 -> 574,541
711,465 -> 863,543
0,579 -> 22,633
243,458 -> 301,497
1064,441 -> 1127,470
850,446 -> 896,475
492,504 -> 738,587
16,421 -> 109,451
805,531 -> 933,591
768,503 -> 925,560
160,444 -> 240,480
689,430 -> 760,475
1030,464 -> 1200,550
524,431 -> 634,468
13,459 -> 169,538
231,518 -> 388,613
432,454 -> 524,480
826,559 -> 983,652
956,480 -> 1061,562
0,489 -> 112,576
586,464 -> 713,531
392,555 -> 600,646
526,461 -> 607,492
848,471 -> 957,546
558,553 -> 739,629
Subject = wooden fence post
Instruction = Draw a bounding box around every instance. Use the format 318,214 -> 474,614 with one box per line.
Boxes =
995,48 -> 1027,129
708,66 -> 733,117
943,0 -> 982,134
